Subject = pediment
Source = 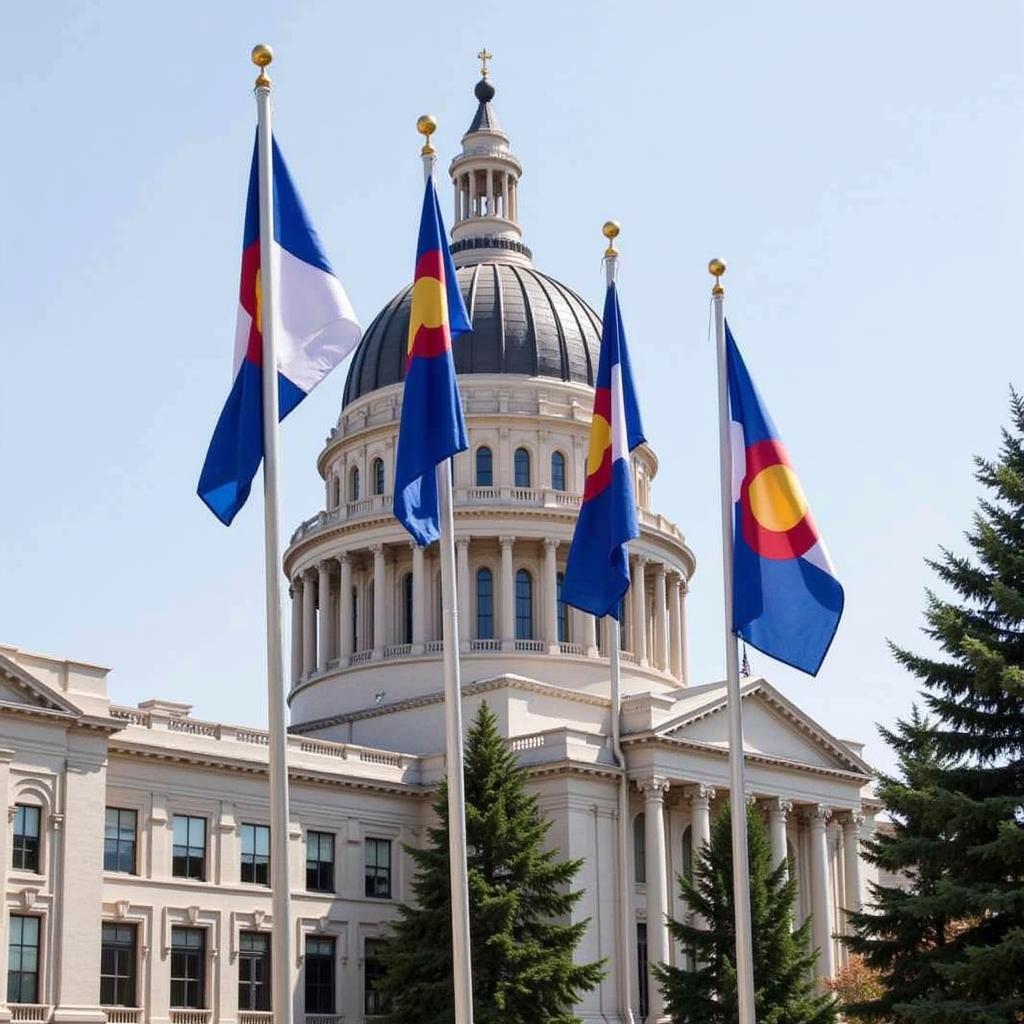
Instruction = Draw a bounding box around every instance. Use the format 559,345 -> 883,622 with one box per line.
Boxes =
659,679 -> 871,776
0,652 -> 83,718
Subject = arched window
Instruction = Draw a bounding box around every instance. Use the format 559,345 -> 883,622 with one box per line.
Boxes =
476,446 -> 493,487
515,569 -> 533,640
476,568 -> 494,640
682,825 -> 693,881
372,458 -> 385,496
633,813 -> 646,883
556,571 -> 568,643
331,476 -> 341,509
349,466 -> 360,502
401,573 -> 413,645
550,450 -> 566,492
514,447 -> 531,488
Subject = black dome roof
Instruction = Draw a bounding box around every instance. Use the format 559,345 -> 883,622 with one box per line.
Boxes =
342,262 -> 603,407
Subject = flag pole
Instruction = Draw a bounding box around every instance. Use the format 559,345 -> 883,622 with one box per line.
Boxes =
603,223 -> 636,1024
710,258 -> 757,1024
252,45 -> 294,1024
417,115 -> 475,1024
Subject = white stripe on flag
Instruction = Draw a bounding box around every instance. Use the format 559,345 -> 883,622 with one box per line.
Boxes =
610,363 -> 629,463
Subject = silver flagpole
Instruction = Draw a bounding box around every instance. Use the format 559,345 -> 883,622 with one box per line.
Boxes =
710,258 -> 757,1024
252,45 -> 294,1024
417,114 -> 475,1024
603,223 -> 636,1024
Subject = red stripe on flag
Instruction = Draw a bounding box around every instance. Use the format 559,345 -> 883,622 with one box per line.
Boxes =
414,248 -> 445,282
239,241 -> 262,366
408,323 -> 451,361
583,446 -> 612,501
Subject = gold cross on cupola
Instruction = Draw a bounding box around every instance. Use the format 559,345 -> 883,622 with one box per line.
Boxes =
477,48 -> 492,78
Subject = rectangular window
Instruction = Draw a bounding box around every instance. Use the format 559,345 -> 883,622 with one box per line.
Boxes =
12,806 -> 40,873
364,938 -> 390,1016
304,936 -> 335,1014
8,915 -> 40,1004
104,808 -> 137,874
306,831 -> 335,893
170,927 -> 205,1009
365,837 -> 392,899
238,932 -> 271,1011
172,815 -> 206,880
101,923 -> 137,1007
637,922 -> 649,1020
241,823 -> 271,886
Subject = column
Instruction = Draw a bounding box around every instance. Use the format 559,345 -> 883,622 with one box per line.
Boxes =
338,554 -> 353,663
456,537 -> 471,650
842,812 -> 864,915
469,170 -> 477,217
543,538 -> 559,651
767,798 -> 793,879
290,581 -> 303,686
318,561 -> 333,670
0,749 -> 13,1009
807,805 -> 835,983
653,564 -> 668,671
500,536 -> 515,648
631,556 -> 648,666
454,176 -> 461,223
301,569 -> 316,676
679,579 -> 690,685
486,168 -> 494,216
640,777 -> 671,1023
668,575 -> 683,681
412,542 -> 427,652
687,785 -> 715,862
371,543 -> 386,657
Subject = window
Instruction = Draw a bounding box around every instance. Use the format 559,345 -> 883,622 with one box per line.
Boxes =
241,824 -> 271,886
349,466 -> 360,502
8,915 -> 39,1004
636,922 -> 649,1020
367,581 -> 375,650
515,569 -> 533,640
365,838 -> 392,899
304,937 -> 335,1014
556,571 -> 568,643
364,938 -> 390,1016
170,927 -> 205,1009
101,923 -> 137,1007
682,825 -> 693,882
476,568 -> 494,640
306,831 -> 335,893
475,446 -> 493,487
238,932 -> 271,1012
372,457 -> 385,496
633,813 -> 646,884
104,808 -> 137,874
402,573 -> 413,646
172,816 -> 206,880
514,447 -> 531,488
12,806 -> 40,873
551,450 -> 566,491
331,476 -> 340,509
618,597 -> 629,651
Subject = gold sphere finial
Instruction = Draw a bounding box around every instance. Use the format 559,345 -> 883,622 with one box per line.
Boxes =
603,220 -> 621,258
251,44 -> 273,88
708,257 -> 726,295
417,114 -> 437,156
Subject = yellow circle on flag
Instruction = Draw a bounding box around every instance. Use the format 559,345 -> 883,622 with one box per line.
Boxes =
748,464 -> 808,533
587,414 -> 611,475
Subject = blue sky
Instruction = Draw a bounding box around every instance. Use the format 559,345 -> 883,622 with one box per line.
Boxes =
2,2 -> 1021,774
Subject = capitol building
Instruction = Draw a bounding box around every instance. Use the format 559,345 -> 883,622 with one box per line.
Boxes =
0,70 -> 877,1024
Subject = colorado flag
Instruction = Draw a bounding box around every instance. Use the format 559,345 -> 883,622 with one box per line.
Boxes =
562,280 -> 645,618
728,322 -> 844,675
198,136 -> 361,525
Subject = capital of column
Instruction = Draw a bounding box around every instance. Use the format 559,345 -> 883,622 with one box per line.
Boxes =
302,567 -> 317,583
685,783 -> 716,808
668,574 -> 682,594
499,535 -> 515,549
455,536 -> 471,552
336,551 -> 351,568
805,804 -> 833,827
637,775 -> 671,799
653,563 -> 666,580
632,554 -> 649,568
764,797 -> 794,818
369,542 -> 384,556
543,537 -> 559,552
842,810 -> 865,833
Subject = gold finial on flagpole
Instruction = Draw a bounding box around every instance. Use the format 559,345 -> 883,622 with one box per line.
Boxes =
603,220 -> 620,258
417,114 -> 438,157
252,44 -> 274,89
709,257 -> 726,295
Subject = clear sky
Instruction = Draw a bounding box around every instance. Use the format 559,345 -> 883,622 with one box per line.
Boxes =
2,2 -> 1021,775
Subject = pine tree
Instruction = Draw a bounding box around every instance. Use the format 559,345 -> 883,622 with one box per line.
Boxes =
378,702 -> 604,1024
845,391 -> 1024,1023
653,801 -> 837,1024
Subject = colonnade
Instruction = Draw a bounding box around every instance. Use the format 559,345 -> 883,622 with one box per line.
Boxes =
289,540 -> 688,686
454,167 -> 518,224
635,778 -> 866,1016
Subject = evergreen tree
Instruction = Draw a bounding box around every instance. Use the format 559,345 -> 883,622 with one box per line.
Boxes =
653,801 -> 837,1024
845,391 -> 1024,1023
378,702 -> 604,1024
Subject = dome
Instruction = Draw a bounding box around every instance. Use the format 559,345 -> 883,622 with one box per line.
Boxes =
341,262 -> 602,406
